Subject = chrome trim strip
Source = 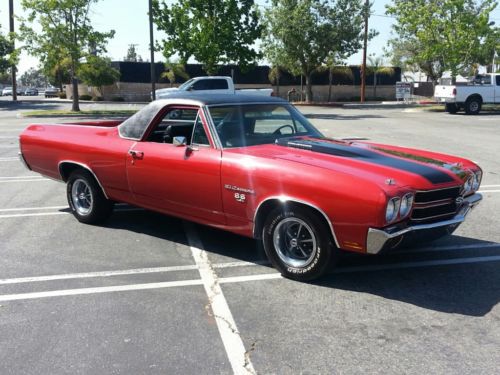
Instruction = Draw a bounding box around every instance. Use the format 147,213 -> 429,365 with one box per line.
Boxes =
410,212 -> 458,222
252,195 -> 340,248
57,160 -> 109,199
413,198 -> 454,207
414,185 -> 462,194
203,106 -> 223,150
18,152 -> 31,171
366,193 -> 482,254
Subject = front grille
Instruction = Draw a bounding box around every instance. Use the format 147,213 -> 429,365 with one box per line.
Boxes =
411,186 -> 462,223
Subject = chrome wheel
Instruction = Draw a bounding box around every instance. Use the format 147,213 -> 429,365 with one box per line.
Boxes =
272,218 -> 317,268
71,178 -> 93,215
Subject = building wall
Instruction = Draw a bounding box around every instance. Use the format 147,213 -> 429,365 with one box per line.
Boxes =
66,82 -> 397,102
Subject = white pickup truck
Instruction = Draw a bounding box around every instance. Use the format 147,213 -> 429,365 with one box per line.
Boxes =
434,73 -> 500,114
154,76 -> 274,100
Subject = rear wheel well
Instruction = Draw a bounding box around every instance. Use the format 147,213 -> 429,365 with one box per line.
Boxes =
466,94 -> 483,104
59,162 -> 86,182
253,199 -> 335,245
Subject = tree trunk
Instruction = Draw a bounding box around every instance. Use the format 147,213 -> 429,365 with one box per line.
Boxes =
373,73 -> 377,98
305,73 -> 313,103
276,75 -> 280,96
328,70 -> 332,102
71,63 -> 80,112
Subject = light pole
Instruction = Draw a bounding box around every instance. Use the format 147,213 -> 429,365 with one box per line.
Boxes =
9,0 -> 17,101
360,0 -> 369,103
149,0 -> 156,100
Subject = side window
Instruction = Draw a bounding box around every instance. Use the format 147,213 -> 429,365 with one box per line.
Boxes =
192,80 -> 207,90
191,115 -> 210,146
496,76 -> 500,86
146,107 -> 198,144
207,79 -> 229,90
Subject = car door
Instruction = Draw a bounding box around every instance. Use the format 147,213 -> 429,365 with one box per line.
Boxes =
496,75 -> 500,102
126,106 -> 225,224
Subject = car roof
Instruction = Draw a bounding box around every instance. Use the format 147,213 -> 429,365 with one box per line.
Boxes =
155,93 -> 285,106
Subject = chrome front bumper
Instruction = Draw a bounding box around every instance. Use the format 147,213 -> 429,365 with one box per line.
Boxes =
366,193 -> 482,254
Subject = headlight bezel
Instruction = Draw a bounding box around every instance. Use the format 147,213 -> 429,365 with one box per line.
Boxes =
472,170 -> 482,191
385,197 -> 401,223
399,193 -> 414,218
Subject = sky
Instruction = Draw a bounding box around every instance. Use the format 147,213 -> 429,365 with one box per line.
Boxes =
1,0 -> 499,76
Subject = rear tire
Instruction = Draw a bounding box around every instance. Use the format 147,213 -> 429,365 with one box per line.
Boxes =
262,205 -> 338,281
465,97 -> 482,115
445,103 -> 458,114
67,169 -> 114,224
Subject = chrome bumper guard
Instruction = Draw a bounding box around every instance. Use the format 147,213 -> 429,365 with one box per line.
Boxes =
19,151 -> 31,170
366,193 -> 482,254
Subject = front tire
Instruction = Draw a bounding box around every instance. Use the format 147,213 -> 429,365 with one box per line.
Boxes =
262,206 -> 338,281
67,170 -> 114,224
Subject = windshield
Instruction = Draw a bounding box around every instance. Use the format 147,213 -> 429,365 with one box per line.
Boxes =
178,79 -> 195,90
208,104 -> 322,148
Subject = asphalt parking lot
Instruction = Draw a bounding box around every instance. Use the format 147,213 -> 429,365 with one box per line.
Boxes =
0,99 -> 499,374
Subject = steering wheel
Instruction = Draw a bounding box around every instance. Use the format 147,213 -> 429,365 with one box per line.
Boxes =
273,124 -> 295,135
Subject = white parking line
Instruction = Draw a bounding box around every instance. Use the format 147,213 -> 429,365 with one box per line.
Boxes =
480,190 -> 500,193
0,178 -> 51,183
0,205 -> 67,212
0,157 -> 19,161
0,279 -> 204,302
184,222 -> 255,375
481,185 -> 500,188
0,176 -> 46,180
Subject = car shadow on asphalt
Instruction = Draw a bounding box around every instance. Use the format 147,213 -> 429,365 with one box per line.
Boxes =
97,209 -> 499,317
304,113 -> 386,120
0,101 -> 62,111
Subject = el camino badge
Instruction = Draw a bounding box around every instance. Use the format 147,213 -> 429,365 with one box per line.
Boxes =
224,184 -> 254,203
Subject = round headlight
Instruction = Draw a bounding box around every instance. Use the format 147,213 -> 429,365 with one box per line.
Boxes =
472,170 -> 482,191
399,193 -> 414,218
385,197 -> 401,223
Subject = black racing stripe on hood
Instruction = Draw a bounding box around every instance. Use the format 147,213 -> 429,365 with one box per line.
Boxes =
276,138 -> 456,184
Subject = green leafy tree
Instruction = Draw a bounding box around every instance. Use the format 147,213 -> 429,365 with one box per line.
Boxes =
78,55 -> 120,97
161,59 -> 189,87
152,0 -> 262,75
0,25 -> 15,76
124,44 -> 143,62
317,56 -> 354,102
19,67 -> 48,88
20,0 -> 115,111
366,55 -> 395,98
268,65 -> 284,96
386,0 -> 499,83
262,0 -> 375,102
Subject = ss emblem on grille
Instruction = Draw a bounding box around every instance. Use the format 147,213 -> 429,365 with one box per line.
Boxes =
455,197 -> 464,205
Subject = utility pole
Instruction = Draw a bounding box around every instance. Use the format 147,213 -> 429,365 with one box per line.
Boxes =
360,0 -> 369,103
9,0 -> 17,101
149,0 -> 156,100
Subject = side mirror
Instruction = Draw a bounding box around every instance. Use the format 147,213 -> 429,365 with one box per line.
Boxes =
173,136 -> 187,147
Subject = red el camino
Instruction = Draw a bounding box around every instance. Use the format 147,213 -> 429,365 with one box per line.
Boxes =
19,94 -> 482,281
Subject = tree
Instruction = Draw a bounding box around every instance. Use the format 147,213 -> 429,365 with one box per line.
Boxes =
268,65 -> 283,96
19,67 -> 47,88
0,26 -> 15,75
317,57 -> 353,102
20,0 -> 115,111
386,0 -> 499,83
262,0 -> 375,102
366,55 -> 395,98
152,0 -> 262,75
161,59 -> 189,87
124,44 -> 143,62
78,55 -> 120,97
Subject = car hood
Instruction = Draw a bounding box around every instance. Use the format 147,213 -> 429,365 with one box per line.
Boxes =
228,137 -> 473,190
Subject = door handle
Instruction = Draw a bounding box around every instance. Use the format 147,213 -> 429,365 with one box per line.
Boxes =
128,150 -> 144,159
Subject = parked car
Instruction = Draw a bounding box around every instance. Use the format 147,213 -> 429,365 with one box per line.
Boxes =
154,76 -> 274,100
2,87 -> 13,96
24,87 -> 39,96
44,87 -> 60,98
434,73 -> 500,114
19,94 -> 482,281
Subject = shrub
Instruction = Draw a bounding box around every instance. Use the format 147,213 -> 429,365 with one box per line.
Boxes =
79,94 -> 92,100
92,96 -> 104,101
57,92 -> 67,99
110,96 -> 125,102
